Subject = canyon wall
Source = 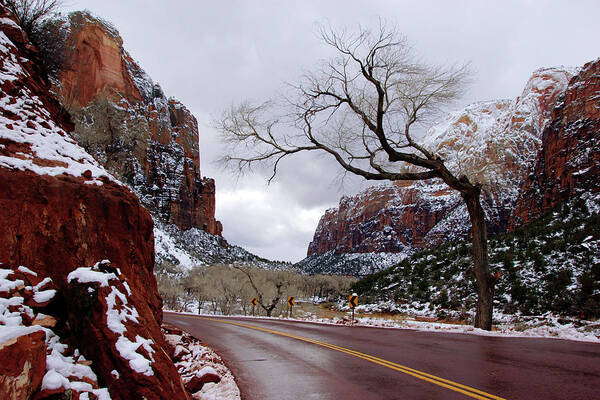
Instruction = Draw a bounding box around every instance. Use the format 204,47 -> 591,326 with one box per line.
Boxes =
510,58 -> 600,226
55,12 -> 221,235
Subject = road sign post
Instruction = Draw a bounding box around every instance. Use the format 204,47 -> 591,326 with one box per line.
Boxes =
251,297 -> 257,316
349,293 -> 358,325
287,296 -> 295,318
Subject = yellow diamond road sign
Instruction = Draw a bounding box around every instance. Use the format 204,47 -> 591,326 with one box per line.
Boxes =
288,296 -> 295,306
251,298 -> 257,306
349,294 -> 358,308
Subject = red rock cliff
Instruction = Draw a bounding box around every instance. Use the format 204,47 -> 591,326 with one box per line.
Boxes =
55,12 -> 221,235
0,10 -> 188,399
307,182 -> 457,256
510,59 -> 600,226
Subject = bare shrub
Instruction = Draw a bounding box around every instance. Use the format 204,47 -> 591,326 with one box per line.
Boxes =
3,0 -> 63,36
3,0 -> 67,78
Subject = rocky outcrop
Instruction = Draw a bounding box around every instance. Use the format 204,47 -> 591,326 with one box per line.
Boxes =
54,11 -> 221,235
510,59 -> 600,226
0,8 -> 188,399
307,67 -> 574,258
0,265 -> 112,399
0,330 -> 46,400
0,169 -> 162,319
66,262 -> 189,400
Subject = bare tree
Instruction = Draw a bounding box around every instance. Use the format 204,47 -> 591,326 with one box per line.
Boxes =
156,272 -> 185,311
183,267 -> 212,313
299,274 -> 355,302
234,265 -> 295,317
3,0 -> 63,36
218,23 -> 498,330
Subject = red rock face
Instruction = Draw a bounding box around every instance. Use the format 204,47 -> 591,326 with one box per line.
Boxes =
0,152 -> 189,400
0,170 -> 161,319
307,182 -> 458,256
56,12 -> 221,235
0,8 -> 189,399
510,59 -> 600,226
0,330 -> 47,400
59,15 -> 143,108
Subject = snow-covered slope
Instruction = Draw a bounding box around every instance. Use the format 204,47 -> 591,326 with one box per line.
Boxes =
424,67 -> 575,199
155,222 -> 291,272
352,194 -> 600,320
0,17 -> 110,183
296,250 -> 408,277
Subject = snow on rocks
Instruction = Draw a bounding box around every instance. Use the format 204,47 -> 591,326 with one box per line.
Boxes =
163,324 -> 241,400
298,249 -> 408,276
185,366 -> 221,394
0,264 -> 111,399
423,66 -> 574,197
68,260 -> 158,377
0,15 -> 113,185
1,259 -> 192,400
67,261 -> 117,287
155,221 -> 290,271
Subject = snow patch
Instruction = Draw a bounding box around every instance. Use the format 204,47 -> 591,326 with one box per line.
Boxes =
163,324 -> 241,400
0,265 -> 112,398
17,266 -> 37,276
0,23 -> 114,184
67,261 -> 117,287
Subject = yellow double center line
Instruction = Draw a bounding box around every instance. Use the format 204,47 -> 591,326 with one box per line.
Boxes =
175,314 -> 506,400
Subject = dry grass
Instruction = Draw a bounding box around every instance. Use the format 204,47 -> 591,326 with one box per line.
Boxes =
298,303 -> 477,328
293,302 -> 483,329
359,312 -> 410,323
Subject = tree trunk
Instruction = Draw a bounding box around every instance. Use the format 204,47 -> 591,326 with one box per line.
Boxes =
462,188 -> 494,331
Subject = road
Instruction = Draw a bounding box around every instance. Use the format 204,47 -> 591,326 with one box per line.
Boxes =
164,313 -> 600,400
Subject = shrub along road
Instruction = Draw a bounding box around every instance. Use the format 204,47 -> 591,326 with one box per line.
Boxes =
164,312 -> 600,399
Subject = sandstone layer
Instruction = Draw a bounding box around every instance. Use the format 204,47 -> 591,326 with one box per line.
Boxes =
0,330 -> 46,400
307,182 -> 457,256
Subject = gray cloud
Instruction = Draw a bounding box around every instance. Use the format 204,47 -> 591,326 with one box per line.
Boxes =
68,0 -> 600,261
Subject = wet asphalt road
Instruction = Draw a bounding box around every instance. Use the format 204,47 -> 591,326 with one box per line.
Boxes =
164,313 -> 600,400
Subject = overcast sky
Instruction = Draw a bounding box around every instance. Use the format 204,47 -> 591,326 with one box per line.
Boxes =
67,1 -> 600,262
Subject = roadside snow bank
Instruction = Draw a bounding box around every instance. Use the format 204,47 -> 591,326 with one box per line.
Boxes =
163,323 -> 241,400
166,309 -> 599,344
